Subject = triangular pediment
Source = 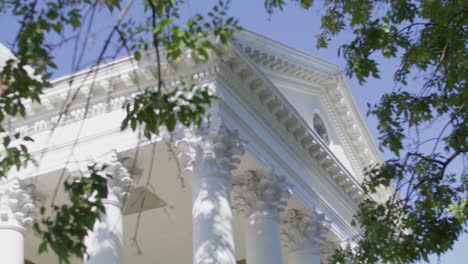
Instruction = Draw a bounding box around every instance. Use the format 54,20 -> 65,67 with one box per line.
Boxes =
230,30 -> 383,181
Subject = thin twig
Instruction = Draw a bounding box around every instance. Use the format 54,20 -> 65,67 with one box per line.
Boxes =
130,141 -> 158,255
49,0 -> 135,206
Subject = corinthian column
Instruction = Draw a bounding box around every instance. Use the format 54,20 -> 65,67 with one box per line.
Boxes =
0,177 -> 34,264
281,208 -> 331,264
175,116 -> 245,264
84,152 -> 137,264
233,168 -> 291,264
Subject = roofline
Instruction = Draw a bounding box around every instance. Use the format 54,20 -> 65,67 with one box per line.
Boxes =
232,30 -> 383,167
233,30 -> 341,75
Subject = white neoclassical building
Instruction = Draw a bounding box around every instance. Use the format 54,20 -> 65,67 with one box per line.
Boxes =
0,31 -> 387,264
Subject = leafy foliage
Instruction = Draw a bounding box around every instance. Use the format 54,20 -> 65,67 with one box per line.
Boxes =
1,0 -> 237,262
1,0 -> 466,263
0,0 -> 75,177
33,165 -> 108,263
121,80 -> 214,138
268,0 -> 468,262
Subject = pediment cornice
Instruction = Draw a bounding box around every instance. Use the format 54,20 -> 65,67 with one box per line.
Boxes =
230,31 -> 383,175
218,41 -> 365,204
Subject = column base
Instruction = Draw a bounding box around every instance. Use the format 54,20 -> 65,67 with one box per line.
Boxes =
246,211 -> 283,264
84,202 -> 123,264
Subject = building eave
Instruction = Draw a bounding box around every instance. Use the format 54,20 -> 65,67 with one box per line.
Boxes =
231,30 -> 384,172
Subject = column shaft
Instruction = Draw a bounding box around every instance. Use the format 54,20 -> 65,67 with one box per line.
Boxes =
0,228 -> 24,264
0,178 -> 34,264
84,201 -> 123,264
246,213 -> 283,264
192,172 -> 235,264
82,152 -> 135,264
174,118 -> 244,264
233,168 -> 291,264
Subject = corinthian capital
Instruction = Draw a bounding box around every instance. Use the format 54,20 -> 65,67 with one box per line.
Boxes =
281,208 -> 331,252
174,112 -> 245,178
0,178 -> 34,231
81,151 -> 141,206
233,167 -> 291,218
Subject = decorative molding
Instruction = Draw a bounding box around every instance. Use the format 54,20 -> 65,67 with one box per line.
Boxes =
281,208 -> 331,252
326,80 -> 374,169
239,44 -> 335,87
5,31 -> 378,199
0,177 -> 35,231
216,65 -> 359,224
254,72 -> 364,178
217,76 -> 361,239
5,58 -> 220,138
5,32 -> 370,203
231,31 -> 382,172
232,167 -> 291,219
219,44 -> 364,203
321,91 -> 364,179
231,31 -> 340,77
173,108 -> 245,178
76,151 -> 142,207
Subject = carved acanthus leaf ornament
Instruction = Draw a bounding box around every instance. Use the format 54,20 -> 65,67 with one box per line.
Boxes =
233,167 -> 291,218
0,178 -> 35,230
281,208 -> 332,251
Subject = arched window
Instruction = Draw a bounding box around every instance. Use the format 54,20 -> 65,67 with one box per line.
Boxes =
313,114 -> 329,144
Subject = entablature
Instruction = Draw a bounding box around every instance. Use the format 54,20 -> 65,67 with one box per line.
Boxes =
230,31 -> 383,178
2,53 -> 220,137
3,36 -> 369,209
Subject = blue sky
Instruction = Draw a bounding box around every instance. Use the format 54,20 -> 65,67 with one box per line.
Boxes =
0,0 -> 466,263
